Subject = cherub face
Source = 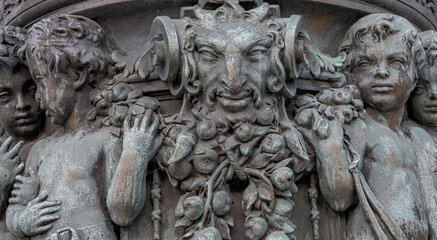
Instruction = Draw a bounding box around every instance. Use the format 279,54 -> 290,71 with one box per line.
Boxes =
350,35 -> 416,112
409,62 -> 437,126
28,56 -> 77,126
195,21 -> 273,114
0,66 -> 44,139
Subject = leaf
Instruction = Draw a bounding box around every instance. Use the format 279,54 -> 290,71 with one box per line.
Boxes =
270,149 -> 291,162
268,158 -> 293,172
266,214 -> 296,233
240,136 -> 261,156
175,192 -> 193,217
224,214 -> 234,227
86,108 -> 97,121
234,168 -> 247,181
216,217 -> 231,239
225,166 -> 234,182
243,181 -> 258,212
257,182 -> 274,202
283,128 -> 309,162
180,177 -> 195,191
249,154 -> 271,169
167,132 -> 197,164
189,176 -> 208,191
225,135 -> 240,151
275,189 -> 292,198
303,44 -> 321,77
324,106 -> 335,119
182,229 -> 195,239
175,216 -> 193,228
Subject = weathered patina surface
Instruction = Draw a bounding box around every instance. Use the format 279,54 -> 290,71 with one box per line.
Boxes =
0,1 -> 435,240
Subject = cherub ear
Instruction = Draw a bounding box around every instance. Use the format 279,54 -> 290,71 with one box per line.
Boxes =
73,67 -> 90,90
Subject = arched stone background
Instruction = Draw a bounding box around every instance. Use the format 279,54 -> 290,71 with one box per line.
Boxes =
1,1 -> 435,239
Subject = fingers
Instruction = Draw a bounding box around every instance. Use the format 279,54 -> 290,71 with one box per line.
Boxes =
124,112 -> 133,130
140,109 -> 152,130
34,224 -> 53,234
148,114 -> 160,134
0,136 -> 14,153
36,200 -> 61,209
29,193 -> 48,205
39,205 -> 61,216
7,141 -> 24,158
15,162 -> 24,174
9,196 -> 20,204
38,215 -> 60,226
15,175 -> 25,183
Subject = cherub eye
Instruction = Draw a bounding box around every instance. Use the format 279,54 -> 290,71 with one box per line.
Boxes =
0,90 -> 11,101
389,57 -> 407,66
246,46 -> 268,62
27,84 -> 37,95
356,59 -> 371,68
413,85 -> 426,95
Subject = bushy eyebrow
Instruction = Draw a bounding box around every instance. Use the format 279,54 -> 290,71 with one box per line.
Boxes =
194,37 -> 273,53
244,39 -> 273,53
194,38 -> 221,53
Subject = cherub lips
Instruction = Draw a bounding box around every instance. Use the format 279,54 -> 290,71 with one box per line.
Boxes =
15,114 -> 37,126
425,104 -> 437,112
371,84 -> 394,93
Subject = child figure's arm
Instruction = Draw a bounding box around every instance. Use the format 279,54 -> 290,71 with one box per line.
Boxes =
6,142 -> 61,238
107,109 -> 163,226
0,137 -> 24,211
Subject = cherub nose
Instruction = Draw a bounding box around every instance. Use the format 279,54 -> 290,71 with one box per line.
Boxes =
428,82 -> 437,99
16,94 -> 31,111
222,54 -> 246,93
374,64 -> 389,79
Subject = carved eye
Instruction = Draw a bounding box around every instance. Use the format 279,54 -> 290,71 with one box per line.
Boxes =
389,57 -> 407,66
246,46 -> 268,62
198,47 -> 219,62
27,83 -> 37,96
356,59 -> 371,68
0,90 -> 11,101
413,84 -> 426,95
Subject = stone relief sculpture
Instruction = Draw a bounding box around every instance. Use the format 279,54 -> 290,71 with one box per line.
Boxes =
296,13 -> 437,240
114,0 -> 345,239
4,14 -> 161,240
409,30 -> 437,140
0,25 -> 47,240
0,0 -> 435,240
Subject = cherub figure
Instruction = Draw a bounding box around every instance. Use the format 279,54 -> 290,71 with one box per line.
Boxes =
408,30 -> 437,141
297,13 -> 437,239
0,26 -> 49,239
6,14 -> 161,239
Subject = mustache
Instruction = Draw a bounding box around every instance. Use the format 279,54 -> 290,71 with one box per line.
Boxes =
206,82 -> 262,109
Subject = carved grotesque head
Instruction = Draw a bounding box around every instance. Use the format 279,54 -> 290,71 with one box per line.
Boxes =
339,14 -> 425,112
408,30 -> 437,126
0,26 -> 44,139
182,1 -> 286,125
26,14 -> 112,125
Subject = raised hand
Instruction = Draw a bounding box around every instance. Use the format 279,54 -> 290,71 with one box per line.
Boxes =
123,109 -> 163,160
0,137 -> 24,187
16,194 -> 61,236
10,175 -> 39,205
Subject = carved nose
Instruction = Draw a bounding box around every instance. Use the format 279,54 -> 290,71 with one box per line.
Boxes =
16,94 -> 30,111
428,83 -> 437,99
374,64 -> 389,79
223,55 -> 245,93
35,89 -> 42,103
